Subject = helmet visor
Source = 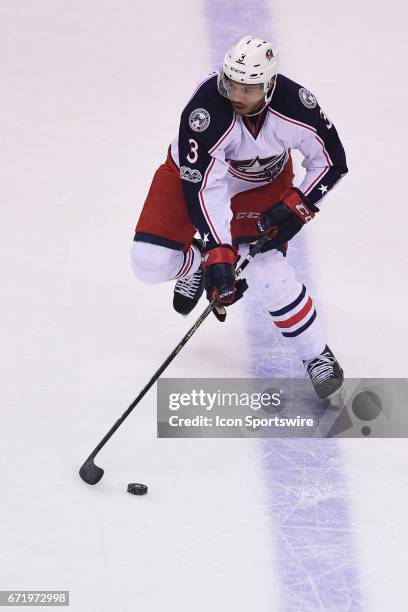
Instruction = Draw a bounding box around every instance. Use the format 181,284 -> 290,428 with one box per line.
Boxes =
217,71 -> 265,103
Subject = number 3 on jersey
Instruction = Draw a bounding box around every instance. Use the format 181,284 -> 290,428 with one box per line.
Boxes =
187,138 -> 199,163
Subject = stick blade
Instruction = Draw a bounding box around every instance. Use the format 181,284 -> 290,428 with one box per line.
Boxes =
79,458 -> 104,485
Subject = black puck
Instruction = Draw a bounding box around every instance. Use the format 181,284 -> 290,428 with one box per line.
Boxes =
127,483 -> 148,495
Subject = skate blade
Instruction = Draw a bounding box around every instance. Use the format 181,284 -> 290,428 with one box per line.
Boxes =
326,386 -> 345,411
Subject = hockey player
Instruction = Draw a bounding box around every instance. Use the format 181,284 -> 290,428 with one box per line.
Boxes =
131,35 -> 347,400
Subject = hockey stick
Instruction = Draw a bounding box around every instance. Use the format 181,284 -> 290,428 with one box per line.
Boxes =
79,233 -> 272,485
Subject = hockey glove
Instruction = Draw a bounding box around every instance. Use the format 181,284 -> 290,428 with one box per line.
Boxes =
257,188 -> 319,248
202,244 -> 248,322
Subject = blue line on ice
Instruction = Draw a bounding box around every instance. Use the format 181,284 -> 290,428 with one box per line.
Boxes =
203,2 -> 362,609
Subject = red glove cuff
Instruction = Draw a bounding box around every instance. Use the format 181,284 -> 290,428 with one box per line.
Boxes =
202,244 -> 238,269
281,188 -> 318,224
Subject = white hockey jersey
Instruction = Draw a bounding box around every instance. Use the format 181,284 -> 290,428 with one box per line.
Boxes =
170,73 -> 348,249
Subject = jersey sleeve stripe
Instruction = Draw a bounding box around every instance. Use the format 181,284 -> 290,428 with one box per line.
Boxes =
198,157 -> 222,244
268,108 -> 333,166
267,108 -> 316,133
314,134 -> 333,165
209,114 -> 237,154
303,167 -> 330,195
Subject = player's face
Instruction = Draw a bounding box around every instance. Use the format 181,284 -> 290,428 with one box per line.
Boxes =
226,80 -> 265,115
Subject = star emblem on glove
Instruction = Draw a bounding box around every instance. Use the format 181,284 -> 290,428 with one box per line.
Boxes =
318,184 -> 328,194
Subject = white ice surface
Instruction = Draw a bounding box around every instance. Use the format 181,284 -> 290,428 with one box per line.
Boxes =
1,1 -> 408,611
273,0 -> 408,377
1,2 -> 279,611
273,1 -> 408,609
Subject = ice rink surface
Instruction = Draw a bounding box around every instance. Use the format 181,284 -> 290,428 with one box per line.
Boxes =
1,1 -> 407,610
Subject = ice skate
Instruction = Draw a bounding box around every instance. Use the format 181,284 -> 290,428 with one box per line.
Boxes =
304,345 -> 344,402
173,239 -> 204,315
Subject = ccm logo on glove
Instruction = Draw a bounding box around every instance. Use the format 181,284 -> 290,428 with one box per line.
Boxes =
295,202 -> 314,223
201,244 -> 248,322
201,245 -> 238,305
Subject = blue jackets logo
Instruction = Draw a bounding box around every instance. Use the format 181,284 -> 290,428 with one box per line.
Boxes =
298,87 -> 317,109
228,151 -> 286,183
189,108 -> 211,132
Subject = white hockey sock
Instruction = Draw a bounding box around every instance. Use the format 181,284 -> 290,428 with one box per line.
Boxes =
268,284 -> 325,361
174,244 -> 201,279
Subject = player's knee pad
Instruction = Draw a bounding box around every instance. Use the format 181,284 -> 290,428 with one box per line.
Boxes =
131,241 -> 183,284
240,248 -> 299,310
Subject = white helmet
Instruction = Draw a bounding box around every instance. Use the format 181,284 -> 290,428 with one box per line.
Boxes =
218,35 -> 279,105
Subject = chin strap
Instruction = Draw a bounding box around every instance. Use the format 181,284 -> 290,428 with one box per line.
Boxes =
243,101 -> 267,118
243,77 -> 277,117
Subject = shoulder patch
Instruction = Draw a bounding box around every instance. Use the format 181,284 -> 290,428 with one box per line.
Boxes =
181,74 -> 234,151
298,87 -> 317,109
189,108 -> 211,132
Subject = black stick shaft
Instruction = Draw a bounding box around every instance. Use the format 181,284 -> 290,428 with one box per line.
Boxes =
82,235 -> 270,462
